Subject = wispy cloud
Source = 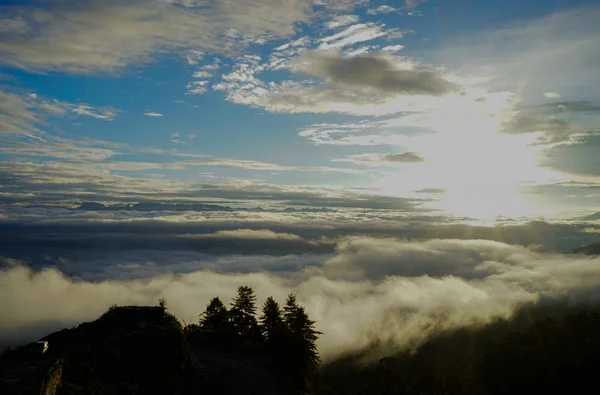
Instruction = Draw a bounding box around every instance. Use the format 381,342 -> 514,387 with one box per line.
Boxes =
0,0 -> 349,73
186,50 -> 204,65
186,80 -> 210,95
318,23 -> 399,50
180,158 -> 361,173
333,152 -> 425,166
404,0 -> 428,9
170,132 -> 182,143
544,92 -> 561,99
381,44 -> 405,53
324,15 -> 360,29
0,159 -> 420,210
367,5 -> 398,15
144,111 -> 164,117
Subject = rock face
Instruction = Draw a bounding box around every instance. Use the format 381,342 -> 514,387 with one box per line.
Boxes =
40,361 -> 63,395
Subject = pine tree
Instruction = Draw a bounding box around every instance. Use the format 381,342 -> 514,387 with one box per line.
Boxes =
287,305 -> 321,370
260,296 -> 284,342
229,286 -> 260,342
283,293 -> 299,326
199,297 -> 230,332
282,294 -> 322,393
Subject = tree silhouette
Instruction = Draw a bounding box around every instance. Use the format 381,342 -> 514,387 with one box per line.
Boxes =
199,297 -> 230,332
229,286 -> 261,342
283,293 -> 299,325
188,289 -> 323,394
283,293 -> 322,393
287,305 -> 321,370
260,296 -> 285,342
158,297 -> 167,309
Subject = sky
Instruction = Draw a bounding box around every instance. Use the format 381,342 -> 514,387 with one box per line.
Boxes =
1,0 -> 600,357
1,0 -> 599,219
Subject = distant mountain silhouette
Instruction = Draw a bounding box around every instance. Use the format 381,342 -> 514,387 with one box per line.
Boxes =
76,201 -> 235,212
573,241 -> 600,255
74,201 -> 334,213
582,212 -> 600,221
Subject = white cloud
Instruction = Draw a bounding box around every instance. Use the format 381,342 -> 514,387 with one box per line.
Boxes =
313,0 -> 367,10
192,71 -> 213,78
0,0 -> 318,73
1,88 -> 118,147
381,44 -> 405,53
334,152 -> 425,165
0,140 -> 119,161
213,47 -> 460,116
186,80 -> 210,95
367,5 -> 398,15
0,16 -> 30,34
324,14 -> 360,29
318,23 -> 396,50
186,50 -> 204,65
3,238 -> 600,358
170,132 -> 182,143
344,45 -> 373,56
180,158 -> 360,173
186,229 -> 303,240
58,103 -> 118,120
144,111 -> 164,117
544,92 -> 561,98
0,89 -> 40,137
187,132 -> 197,141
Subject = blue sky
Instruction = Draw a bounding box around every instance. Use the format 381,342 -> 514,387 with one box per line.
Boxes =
1,0 -> 599,219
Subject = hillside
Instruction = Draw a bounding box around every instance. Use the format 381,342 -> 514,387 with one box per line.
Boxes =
0,306 -> 207,395
319,304 -> 600,395
5,294 -> 600,395
572,241 -> 600,255
583,212 -> 600,221
0,287 -> 319,395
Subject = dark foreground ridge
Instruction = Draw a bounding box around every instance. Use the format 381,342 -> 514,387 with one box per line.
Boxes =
0,305 -> 205,395
3,294 -> 600,395
320,304 -> 600,395
0,287 -> 321,395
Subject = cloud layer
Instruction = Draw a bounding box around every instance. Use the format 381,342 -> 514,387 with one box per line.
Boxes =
3,236 -> 600,359
0,0 -> 318,72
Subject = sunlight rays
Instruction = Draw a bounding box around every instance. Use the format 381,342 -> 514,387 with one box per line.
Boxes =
369,89 -> 564,221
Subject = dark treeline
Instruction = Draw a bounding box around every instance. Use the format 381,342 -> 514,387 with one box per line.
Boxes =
184,286 -> 321,394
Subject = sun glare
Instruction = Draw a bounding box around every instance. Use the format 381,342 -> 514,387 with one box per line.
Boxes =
370,92 -> 563,221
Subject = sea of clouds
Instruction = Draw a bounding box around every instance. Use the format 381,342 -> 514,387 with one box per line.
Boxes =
2,207 -> 600,359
